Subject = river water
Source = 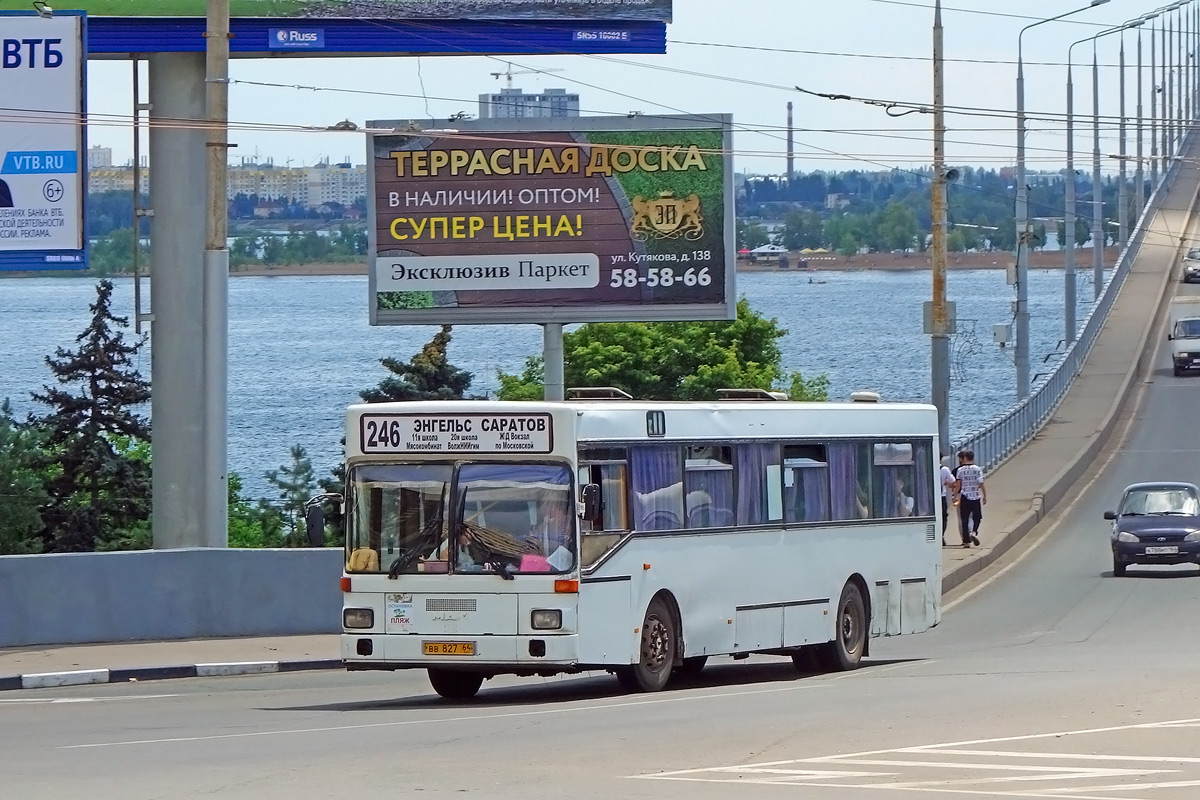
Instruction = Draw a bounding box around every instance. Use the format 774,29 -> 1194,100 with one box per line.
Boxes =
0,268 -> 1105,500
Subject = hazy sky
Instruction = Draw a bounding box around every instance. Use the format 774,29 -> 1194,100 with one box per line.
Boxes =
83,0 -> 1185,175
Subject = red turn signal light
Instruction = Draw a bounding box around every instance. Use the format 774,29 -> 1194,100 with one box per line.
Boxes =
340,577 -> 352,593
554,579 -> 579,593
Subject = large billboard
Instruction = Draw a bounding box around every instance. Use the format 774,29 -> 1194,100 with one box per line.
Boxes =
0,1 -> 672,22
366,115 -> 734,325
0,11 -> 86,271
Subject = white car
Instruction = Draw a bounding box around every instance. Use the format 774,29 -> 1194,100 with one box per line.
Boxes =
1183,248 -> 1200,284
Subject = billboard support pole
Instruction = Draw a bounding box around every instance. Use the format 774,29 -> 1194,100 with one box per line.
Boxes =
149,52 -> 210,548
543,323 -> 565,401
203,0 -> 231,546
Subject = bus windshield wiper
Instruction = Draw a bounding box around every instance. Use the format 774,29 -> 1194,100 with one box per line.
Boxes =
388,516 -> 443,579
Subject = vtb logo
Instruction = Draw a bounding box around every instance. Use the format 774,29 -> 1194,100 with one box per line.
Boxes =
2,38 -> 65,69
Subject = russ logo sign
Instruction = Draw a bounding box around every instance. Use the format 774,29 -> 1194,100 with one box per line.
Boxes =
268,28 -> 325,50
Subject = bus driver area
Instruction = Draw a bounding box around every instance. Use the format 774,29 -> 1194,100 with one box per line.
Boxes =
331,392 -> 943,700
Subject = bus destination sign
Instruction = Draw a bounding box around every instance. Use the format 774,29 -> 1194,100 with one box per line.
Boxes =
359,413 -> 553,454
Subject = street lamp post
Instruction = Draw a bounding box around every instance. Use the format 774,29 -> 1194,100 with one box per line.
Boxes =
1136,18 -> 1149,224
1152,10 -> 1159,188
1069,19 -> 1146,311
1014,0 -> 1109,398
1119,33 -> 1128,247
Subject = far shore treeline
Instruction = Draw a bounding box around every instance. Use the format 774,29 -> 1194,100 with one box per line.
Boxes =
22,166 -> 1129,278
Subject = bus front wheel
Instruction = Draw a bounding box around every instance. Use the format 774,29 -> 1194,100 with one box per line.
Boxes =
817,582 -> 866,672
428,669 -> 484,700
616,597 -> 675,692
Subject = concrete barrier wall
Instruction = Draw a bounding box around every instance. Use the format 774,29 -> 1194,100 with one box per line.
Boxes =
0,548 -> 344,648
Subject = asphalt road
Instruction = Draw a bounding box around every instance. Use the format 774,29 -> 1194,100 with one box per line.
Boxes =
3,290 -> 1200,800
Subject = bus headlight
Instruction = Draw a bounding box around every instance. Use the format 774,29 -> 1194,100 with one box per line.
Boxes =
343,608 -> 374,629
531,609 -> 563,630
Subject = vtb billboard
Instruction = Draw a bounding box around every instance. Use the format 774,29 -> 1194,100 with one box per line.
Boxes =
0,11 -> 86,271
366,115 -> 734,325
0,1 -> 672,21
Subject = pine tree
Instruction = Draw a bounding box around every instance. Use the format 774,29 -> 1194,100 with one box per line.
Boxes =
359,325 -> 476,403
265,444 -> 317,546
311,326 -> 479,543
31,280 -> 152,552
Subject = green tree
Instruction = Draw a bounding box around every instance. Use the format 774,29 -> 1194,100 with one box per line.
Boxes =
264,444 -> 317,547
946,228 -> 967,253
873,200 -> 919,252
497,298 -> 828,401
737,219 -> 770,249
88,228 -> 150,276
228,472 -> 288,548
0,399 -> 48,554
31,280 -> 152,552
360,325 -> 477,403
779,209 -> 824,250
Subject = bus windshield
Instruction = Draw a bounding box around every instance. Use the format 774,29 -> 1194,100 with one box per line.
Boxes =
456,463 -> 575,574
346,462 -> 576,575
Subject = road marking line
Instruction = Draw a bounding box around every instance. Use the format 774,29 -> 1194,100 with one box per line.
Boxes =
57,681 -> 825,749
0,694 -> 180,705
914,748 -> 1200,764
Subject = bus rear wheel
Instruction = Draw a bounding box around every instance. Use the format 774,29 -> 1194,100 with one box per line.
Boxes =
616,597 -> 675,692
428,669 -> 484,700
817,582 -> 866,672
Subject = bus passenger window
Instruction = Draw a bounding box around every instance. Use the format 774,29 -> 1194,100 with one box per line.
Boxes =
630,445 -> 685,531
685,446 -> 735,528
873,442 -> 915,519
783,445 -> 830,523
735,443 -> 783,525
829,442 -> 873,520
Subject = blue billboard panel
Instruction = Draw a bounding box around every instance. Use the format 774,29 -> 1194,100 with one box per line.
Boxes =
0,1 -> 672,22
86,17 -> 665,56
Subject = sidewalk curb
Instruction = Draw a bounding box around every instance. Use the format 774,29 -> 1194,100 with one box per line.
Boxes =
943,157 -> 1200,595
0,659 -> 341,692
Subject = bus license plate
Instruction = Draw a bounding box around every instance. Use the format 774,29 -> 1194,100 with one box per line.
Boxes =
423,641 -> 476,656
1145,546 -> 1178,555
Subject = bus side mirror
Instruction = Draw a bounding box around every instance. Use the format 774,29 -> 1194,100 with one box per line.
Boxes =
581,483 -> 602,523
305,504 -> 326,547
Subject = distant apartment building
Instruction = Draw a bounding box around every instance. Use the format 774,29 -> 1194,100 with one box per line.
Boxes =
87,145 -> 112,169
87,157 -> 367,210
478,87 -> 580,119
88,166 -> 149,194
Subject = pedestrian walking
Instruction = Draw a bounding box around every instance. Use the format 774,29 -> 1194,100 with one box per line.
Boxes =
954,449 -> 986,548
939,453 -> 955,546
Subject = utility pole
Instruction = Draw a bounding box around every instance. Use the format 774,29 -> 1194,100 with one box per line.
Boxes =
204,0 -> 230,546
929,0 -> 952,456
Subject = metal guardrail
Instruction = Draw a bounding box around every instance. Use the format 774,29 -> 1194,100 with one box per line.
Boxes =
953,133 -> 1194,473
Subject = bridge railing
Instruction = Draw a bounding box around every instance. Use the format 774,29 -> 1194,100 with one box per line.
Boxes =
953,133 -> 1193,473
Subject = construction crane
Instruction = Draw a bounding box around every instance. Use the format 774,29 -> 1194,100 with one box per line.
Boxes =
489,62 -> 564,89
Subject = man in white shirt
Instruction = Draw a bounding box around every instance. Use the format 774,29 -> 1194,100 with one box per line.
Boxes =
954,449 -> 986,548
939,453 -> 956,546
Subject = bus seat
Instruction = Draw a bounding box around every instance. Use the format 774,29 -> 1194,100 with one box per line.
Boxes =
347,547 -> 379,572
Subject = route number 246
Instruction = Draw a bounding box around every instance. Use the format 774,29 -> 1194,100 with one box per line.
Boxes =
609,266 -> 712,288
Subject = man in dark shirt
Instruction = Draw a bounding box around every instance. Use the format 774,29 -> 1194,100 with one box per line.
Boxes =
0,178 -> 13,208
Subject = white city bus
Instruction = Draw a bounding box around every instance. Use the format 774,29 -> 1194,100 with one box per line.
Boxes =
332,391 -> 942,699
